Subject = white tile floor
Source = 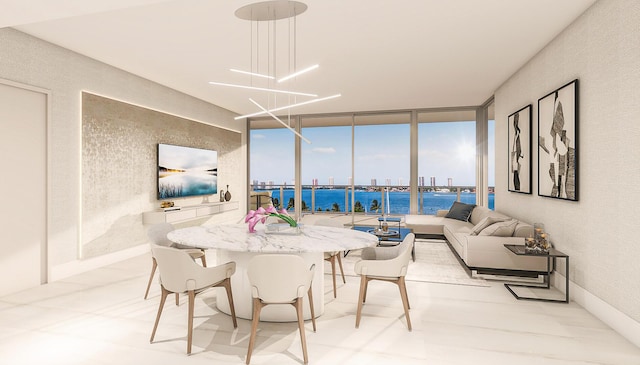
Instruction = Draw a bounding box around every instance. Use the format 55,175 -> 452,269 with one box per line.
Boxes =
1,251 -> 639,365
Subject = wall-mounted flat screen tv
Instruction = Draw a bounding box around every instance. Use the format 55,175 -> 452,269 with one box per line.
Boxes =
157,143 -> 218,199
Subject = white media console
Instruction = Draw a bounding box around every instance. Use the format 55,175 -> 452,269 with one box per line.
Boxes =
142,201 -> 239,224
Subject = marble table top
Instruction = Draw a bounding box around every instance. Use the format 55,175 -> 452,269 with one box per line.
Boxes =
167,223 -> 378,253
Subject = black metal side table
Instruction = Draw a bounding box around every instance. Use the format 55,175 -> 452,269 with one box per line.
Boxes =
503,244 -> 569,303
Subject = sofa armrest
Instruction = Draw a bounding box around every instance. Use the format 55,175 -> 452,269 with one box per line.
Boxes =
436,210 -> 449,217
462,235 -> 548,272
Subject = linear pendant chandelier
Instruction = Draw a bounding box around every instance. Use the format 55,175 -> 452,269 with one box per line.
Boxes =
208,1 -> 341,143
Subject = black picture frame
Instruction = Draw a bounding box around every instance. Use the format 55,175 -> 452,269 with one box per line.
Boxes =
508,104 -> 532,194
537,79 -> 578,201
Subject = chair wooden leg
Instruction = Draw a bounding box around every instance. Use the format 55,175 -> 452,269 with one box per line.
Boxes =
200,251 -> 207,267
337,253 -> 346,284
295,298 -> 309,364
398,276 -> 412,331
330,255 -> 337,298
362,277 -> 370,303
307,287 -> 316,332
150,286 -> 169,343
246,298 -> 263,365
175,292 -> 179,306
187,290 -> 195,354
144,258 -> 157,299
355,275 -> 367,328
222,278 -> 238,328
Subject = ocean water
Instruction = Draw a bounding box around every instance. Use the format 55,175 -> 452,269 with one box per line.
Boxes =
259,189 -> 495,214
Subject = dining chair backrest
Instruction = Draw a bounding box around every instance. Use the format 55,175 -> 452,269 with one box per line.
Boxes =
358,232 -> 415,277
147,223 -> 176,247
395,233 -> 415,276
247,254 -> 314,303
151,245 -> 234,293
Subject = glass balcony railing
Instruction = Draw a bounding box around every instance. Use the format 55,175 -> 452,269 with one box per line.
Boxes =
250,184 -> 494,215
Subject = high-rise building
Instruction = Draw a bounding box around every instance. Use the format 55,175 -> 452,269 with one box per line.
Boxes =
398,178 -> 403,186
252,179 -> 258,189
371,178 -> 377,186
260,181 -> 266,189
328,176 -> 334,188
348,177 -> 353,186
385,178 -> 392,186
448,177 -> 453,187
312,178 -> 318,186
267,180 -> 274,189
430,176 -> 436,187
419,176 -> 425,186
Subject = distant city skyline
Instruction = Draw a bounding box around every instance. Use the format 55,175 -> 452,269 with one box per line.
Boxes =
250,121 -> 495,187
251,175 -> 462,189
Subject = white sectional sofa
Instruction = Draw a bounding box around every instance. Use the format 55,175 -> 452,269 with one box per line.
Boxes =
405,205 -> 548,275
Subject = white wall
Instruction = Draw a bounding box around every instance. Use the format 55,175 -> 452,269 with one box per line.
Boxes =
495,0 -> 639,327
0,28 -> 247,280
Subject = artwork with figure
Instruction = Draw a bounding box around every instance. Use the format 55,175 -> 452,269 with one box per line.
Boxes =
538,79 -> 578,201
508,104 -> 532,194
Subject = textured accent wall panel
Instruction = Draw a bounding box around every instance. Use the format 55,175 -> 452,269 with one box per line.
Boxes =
1,28 -> 245,270
495,1 -> 640,322
82,93 -> 242,258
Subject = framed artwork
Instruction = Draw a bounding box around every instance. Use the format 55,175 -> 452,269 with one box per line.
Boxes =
538,79 -> 578,201
508,104 -> 532,194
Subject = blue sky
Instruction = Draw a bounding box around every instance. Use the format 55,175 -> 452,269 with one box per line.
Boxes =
250,121 -> 495,187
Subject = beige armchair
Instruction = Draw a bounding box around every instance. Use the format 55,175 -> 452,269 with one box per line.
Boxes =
314,218 -> 346,298
149,245 -> 237,355
246,254 -> 316,364
354,232 -> 415,331
144,223 -> 207,304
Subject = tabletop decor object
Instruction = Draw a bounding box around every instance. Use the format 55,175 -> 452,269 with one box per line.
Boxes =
244,206 -> 297,233
526,223 -> 551,253
224,184 -> 231,201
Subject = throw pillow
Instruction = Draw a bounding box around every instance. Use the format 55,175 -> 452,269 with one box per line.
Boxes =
469,216 -> 510,236
444,201 -> 476,222
478,219 -> 518,237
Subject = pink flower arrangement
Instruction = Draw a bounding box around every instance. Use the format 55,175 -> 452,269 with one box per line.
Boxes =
244,206 -> 297,233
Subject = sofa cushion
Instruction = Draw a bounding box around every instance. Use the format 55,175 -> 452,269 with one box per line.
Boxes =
469,216 -> 510,236
469,206 -> 511,225
478,219 -> 518,236
444,201 -> 476,222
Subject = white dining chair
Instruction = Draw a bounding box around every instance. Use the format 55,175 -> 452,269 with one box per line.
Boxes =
246,254 -> 316,364
354,232 -> 415,331
314,218 -> 346,298
149,245 -> 238,355
144,223 -> 207,304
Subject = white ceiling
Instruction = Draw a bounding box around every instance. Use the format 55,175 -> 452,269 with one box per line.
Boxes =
6,0 -> 596,116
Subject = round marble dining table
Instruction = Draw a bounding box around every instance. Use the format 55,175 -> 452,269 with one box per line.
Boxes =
167,223 -> 378,321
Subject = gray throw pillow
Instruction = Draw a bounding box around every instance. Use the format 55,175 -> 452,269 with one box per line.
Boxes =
469,216 -> 510,236
478,219 -> 518,236
444,201 -> 476,222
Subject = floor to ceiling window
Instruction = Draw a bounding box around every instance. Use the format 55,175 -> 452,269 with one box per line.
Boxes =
417,110 -> 477,214
488,100 -> 496,209
249,104 -> 494,217
354,113 -> 410,214
300,115 -> 352,213
249,120 -> 294,210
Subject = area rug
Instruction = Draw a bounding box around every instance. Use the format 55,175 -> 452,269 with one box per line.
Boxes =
340,238 -> 489,287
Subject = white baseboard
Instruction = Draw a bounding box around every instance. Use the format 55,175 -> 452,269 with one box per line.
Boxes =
552,273 -> 640,348
50,244 -> 149,282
